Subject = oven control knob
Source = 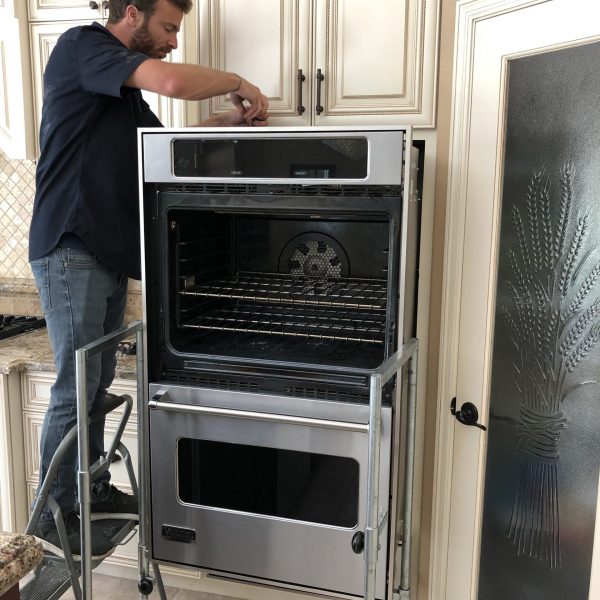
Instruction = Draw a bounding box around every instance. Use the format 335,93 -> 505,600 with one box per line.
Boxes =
351,531 -> 365,554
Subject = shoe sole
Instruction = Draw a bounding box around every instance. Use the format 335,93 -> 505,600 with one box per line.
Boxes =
34,535 -> 115,561
89,512 -> 139,523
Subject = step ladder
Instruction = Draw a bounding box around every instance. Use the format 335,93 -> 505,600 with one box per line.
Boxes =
21,321 -> 165,600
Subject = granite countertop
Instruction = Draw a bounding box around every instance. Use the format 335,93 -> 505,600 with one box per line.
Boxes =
0,532 -> 43,595
0,329 -> 137,378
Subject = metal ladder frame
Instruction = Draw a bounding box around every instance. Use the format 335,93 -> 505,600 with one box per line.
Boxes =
364,338 -> 418,600
74,320 -> 165,600
22,393 -> 136,600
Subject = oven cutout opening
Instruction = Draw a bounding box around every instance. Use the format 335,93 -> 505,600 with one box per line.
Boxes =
177,438 -> 359,528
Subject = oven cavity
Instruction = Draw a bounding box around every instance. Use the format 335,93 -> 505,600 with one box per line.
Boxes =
163,209 -> 397,376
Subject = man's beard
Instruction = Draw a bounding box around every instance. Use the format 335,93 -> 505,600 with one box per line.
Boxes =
130,21 -> 170,58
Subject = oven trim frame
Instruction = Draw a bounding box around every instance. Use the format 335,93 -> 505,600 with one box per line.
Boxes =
137,126 -> 420,600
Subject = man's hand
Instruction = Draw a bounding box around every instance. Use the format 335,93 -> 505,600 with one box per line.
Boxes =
200,105 -> 269,127
230,78 -> 269,124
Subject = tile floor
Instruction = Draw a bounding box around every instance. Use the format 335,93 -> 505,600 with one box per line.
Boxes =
58,573 -> 242,600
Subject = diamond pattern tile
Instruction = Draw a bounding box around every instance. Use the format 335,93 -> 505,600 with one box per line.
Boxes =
0,151 -> 36,279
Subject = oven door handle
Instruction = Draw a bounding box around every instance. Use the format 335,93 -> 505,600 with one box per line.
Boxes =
149,398 -> 369,433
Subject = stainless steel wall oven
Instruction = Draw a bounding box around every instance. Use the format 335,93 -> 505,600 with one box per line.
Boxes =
139,128 -> 419,600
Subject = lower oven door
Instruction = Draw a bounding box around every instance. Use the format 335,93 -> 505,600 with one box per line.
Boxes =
148,383 -> 392,599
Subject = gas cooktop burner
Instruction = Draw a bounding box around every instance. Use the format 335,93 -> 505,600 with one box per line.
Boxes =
0,315 -> 46,340
116,341 -> 136,356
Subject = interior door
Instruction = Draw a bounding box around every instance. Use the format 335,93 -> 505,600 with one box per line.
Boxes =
435,1 -> 600,599
0,0 -> 35,159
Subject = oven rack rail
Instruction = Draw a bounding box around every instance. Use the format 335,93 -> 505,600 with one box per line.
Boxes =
179,272 -> 388,310
178,302 -> 386,344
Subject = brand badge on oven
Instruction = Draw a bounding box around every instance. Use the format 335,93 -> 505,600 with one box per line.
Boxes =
161,525 -> 196,543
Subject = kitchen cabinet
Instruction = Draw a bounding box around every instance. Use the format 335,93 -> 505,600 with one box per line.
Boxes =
0,1 -> 36,159
0,0 -> 188,159
27,0 -> 106,22
20,372 -> 141,520
28,8 -> 186,155
193,0 -> 439,127
17,370 -> 203,582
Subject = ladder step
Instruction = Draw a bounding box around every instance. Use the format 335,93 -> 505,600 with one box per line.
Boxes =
21,561 -> 74,600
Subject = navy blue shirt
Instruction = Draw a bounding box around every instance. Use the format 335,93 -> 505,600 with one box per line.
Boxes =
29,22 -> 162,280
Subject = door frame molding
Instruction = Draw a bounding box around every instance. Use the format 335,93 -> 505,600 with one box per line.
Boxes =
429,0 -> 600,598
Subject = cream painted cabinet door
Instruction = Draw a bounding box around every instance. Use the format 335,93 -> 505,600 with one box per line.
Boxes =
433,1 -> 600,599
312,0 -> 438,126
0,0 -> 36,159
194,0 -> 312,126
196,0 -> 439,126
27,0 -> 104,23
29,22 -> 85,155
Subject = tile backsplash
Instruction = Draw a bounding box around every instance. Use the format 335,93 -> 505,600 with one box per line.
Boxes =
0,151 -> 36,279
0,150 -> 141,320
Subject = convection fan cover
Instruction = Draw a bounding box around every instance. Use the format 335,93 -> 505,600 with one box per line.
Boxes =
279,233 -> 349,277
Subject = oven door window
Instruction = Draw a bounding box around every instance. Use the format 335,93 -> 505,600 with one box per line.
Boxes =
177,438 -> 359,528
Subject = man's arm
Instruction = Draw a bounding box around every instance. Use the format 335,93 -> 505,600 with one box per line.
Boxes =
124,60 -> 268,122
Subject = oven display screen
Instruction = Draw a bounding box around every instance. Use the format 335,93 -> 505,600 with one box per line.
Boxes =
172,137 -> 368,179
177,438 -> 359,527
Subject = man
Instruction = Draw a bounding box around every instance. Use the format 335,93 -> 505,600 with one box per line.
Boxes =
28,0 -> 268,558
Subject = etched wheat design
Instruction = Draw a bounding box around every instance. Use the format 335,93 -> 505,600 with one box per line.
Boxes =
504,163 -> 600,568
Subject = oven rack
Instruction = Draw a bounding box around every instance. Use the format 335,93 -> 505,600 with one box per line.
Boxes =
179,272 -> 388,310
179,302 -> 386,344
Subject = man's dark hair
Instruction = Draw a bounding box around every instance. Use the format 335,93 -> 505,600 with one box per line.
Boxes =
107,0 -> 192,24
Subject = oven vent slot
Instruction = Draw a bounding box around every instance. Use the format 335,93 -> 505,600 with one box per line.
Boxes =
283,385 -> 368,404
163,372 -> 260,393
158,183 -> 402,197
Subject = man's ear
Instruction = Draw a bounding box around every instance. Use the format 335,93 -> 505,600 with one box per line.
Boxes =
125,4 -> 141,26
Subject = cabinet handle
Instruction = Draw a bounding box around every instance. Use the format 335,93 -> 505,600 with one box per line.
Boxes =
102,0 -> 108,9
297,69 -> 306,115
88,0 -> 99,9
315,68 -> 324,115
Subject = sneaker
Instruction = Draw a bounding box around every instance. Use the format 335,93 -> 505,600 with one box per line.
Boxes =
34,512 -> 115,559
88,481 -> 138,516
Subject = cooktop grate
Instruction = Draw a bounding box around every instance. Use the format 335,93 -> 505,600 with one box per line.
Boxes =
179,302 -> 386,344
179,272 -> 388,310
0,315 -> 45,340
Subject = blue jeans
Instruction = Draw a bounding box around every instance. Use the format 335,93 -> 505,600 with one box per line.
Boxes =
30,246 -> 128,521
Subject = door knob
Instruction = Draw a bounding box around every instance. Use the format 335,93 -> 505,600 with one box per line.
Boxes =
89,1 -> 99,9
450,397 -> 487,431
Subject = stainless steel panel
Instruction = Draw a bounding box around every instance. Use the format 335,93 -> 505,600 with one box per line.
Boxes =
140,127 -> 406,185
148,385 -> 391,598
149,383 -> 374,424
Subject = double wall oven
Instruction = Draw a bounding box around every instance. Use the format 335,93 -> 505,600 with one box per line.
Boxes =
138,128 -> 419,599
